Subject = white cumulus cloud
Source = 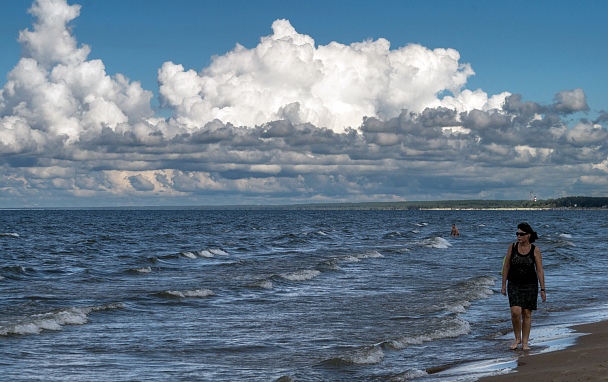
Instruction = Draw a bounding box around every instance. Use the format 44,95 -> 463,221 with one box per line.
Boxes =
158,19 -> 508,132
0,0 -> 153,146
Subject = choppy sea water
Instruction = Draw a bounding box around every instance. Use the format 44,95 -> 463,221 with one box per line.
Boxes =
1,209 -> 607,381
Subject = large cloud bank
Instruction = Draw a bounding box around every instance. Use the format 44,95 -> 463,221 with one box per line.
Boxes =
0,0 -> 606,207
158,19 -> 506,131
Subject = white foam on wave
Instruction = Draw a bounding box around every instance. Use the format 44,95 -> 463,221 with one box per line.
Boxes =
251,280 -> 273,289
181,249 -> 229,259
462,276 -> 496,298
422,237 -> 452,249
197,250 -> 214,258
208,249 -> 228,256
280,270 -> 321,281
163,289 -> 215,298
0,232 -> 20,237
0,303 -> 124,336
343,250 -> 384,263
386,317 -> 471,350
337,345 -> 385,365
181,251 -> 197,259
559,233 -> 573,239
390,369 -> 429,381
441,300 -> 472,313
439,276 -> 495,313
135,267 -> 152,273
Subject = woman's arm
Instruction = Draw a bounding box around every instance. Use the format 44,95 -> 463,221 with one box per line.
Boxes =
535,246 -> 546,302
501,244 -> 513,295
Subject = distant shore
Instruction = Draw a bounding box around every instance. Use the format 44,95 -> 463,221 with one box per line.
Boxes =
3,196 -> 608,210
477,320 -> 608,381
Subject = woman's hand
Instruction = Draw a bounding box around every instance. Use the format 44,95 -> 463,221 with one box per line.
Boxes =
540,290 -> 546,302
501,287 -> 506,296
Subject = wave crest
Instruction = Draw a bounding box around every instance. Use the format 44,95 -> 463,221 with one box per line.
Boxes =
385,317 -> 471,350
324,345 -> 385,365
280,270 -> 321,281
0,303 -> 124,336
160,289 -> 215,298
421,237 -> 452,249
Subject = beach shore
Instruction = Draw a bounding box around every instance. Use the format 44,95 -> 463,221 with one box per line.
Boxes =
478,320 -> 608,381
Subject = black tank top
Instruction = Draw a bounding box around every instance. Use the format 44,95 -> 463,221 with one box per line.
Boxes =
507,243 -> 538,285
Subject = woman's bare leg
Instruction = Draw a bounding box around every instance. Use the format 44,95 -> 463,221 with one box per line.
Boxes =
510,306 -> 522,349
521,309 -> 532,350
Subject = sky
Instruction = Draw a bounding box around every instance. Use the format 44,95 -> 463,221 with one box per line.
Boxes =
1,0 -> 607,208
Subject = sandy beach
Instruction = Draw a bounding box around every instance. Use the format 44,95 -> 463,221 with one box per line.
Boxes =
478,320 -> 608,381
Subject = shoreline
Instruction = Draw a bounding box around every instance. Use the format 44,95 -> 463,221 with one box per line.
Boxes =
476,319 -> 608,381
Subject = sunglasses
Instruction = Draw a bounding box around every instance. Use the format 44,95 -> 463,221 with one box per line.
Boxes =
516,232 -> 529,236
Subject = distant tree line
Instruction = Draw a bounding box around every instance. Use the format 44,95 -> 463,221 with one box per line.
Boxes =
277,196 -> 608,210
540,196 -> 608,208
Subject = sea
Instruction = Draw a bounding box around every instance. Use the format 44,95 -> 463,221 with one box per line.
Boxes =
1,208 -> 607,381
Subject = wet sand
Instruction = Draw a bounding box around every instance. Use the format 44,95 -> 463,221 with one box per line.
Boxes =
478,320 -> 608,381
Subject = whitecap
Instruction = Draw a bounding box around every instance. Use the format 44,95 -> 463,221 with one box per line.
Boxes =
181,289 -> 215,297
357,250 -> 383,259
251,280 -> 273,289
440,300 -> 471,313
181,251 -> 197,259
280,270 -> 321,281
0,232 -> 19,238
135,267 -> 152,273
208,249 -> 228,256
0,303 -> 124,337
387,317 -> 470,350
342,250 -> 384,262
390,369 -> 429,381
456,276 -> 496,300
421,237 -> 452,249
8,323 -> 42,335
340,346 -> 385,365
197,250 -> 214,258
163,289 -> 215,298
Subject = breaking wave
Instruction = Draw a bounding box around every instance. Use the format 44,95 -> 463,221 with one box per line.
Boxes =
280,270 -> 321,281
159,289 -> 215,299
0,303 -> 125,336
323,345 -> 385,365
384,317 -> 471,350
181,248 -> 229,259
341,250 -> 384,262
421,237 -> 452,249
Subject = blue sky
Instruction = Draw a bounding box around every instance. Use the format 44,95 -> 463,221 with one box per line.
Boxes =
1,0 -> 607,207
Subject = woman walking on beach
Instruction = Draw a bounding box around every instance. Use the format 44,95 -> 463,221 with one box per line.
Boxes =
501,222 -> 546,350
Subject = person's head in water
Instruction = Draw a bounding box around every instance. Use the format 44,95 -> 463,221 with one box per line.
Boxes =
517,222 -> 538,243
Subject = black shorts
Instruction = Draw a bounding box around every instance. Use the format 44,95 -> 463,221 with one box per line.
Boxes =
507,283 -> 538,310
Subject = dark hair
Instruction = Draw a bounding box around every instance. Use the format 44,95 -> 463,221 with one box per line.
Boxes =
518,222 -> 538,243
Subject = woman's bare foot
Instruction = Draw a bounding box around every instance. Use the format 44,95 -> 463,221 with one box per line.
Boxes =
522,343 -> 530,350
510,340 -> 521,350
